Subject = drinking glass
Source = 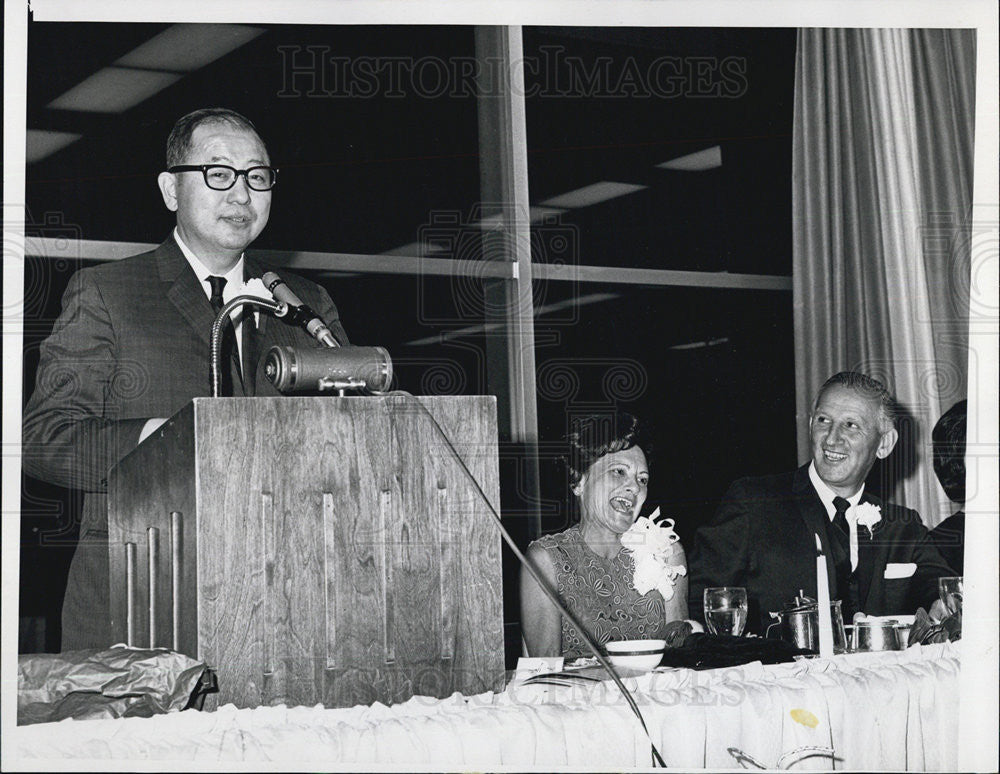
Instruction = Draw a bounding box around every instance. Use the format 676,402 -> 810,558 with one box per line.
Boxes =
703,587 -> 749,636
938,576 -> 963,616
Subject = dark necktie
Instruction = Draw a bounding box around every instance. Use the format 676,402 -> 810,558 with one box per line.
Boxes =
207,275 -> 240,396
832,496 -> 851,540
830,496 -> 858,620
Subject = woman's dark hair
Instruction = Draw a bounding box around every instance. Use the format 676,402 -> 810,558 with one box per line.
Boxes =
565,411 -> 651,488
932,399 -> 967,504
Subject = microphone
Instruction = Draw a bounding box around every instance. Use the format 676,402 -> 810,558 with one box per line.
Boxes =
261,271 -> 340,348
264,345 -> 393,393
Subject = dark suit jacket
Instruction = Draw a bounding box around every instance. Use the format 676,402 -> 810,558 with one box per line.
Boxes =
22,235 -> 349,649
929,511 -> 965,575
687,465 -> 956,635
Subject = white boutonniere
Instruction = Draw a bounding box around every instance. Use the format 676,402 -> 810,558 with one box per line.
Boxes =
620,507 -> 687,601
242,277 -> 273,301
854,502 -> 882,538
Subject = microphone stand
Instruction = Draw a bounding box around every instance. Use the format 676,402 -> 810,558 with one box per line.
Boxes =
210,296 -> 288,398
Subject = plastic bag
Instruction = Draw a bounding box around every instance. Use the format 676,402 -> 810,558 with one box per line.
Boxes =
18,645 -> 211,726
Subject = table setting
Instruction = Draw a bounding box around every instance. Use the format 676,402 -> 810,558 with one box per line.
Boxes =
12,636 -> 961,769
510,569 -> 965,701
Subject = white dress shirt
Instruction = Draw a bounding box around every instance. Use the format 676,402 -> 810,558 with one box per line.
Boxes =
173,228 -> 251,366
808,461 -> 864,571
137,232 -> 253,445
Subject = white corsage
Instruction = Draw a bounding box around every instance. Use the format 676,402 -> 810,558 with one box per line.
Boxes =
620,507 -> 687,601
238,278 -> 274,324
242,277 -> 274,301
854,502 -> 882,538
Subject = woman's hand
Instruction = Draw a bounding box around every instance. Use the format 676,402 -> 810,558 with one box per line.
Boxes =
663,619 -> 693,648
663,619 -> 705,648
663,542 -> 689,619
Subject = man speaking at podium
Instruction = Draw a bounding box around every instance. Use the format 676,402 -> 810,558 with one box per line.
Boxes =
22,108 -> 349,650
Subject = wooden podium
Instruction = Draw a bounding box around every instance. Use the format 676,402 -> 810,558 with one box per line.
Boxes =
107,396 -> 504,709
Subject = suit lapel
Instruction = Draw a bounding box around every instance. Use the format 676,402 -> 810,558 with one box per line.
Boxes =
158,235 -> 216,346
792,465 -> 838,597
854,491 -> 884,610
160,237 -> 268,395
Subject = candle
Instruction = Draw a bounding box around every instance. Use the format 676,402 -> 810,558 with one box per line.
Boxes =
814,533 -> 834,658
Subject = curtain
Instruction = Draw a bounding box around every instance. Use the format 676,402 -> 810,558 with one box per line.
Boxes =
793,28 -> 976,527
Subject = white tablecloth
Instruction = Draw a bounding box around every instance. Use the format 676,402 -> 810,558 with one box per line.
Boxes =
12,642 -> 959,769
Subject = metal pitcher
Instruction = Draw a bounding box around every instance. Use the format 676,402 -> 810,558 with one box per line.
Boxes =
767,595 -> 848,654
850,620 -> 904,652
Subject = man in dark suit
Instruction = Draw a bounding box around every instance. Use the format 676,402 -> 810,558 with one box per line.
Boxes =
687,371 -> 955,635
929,399 -> 967,574
22,108 -> 348,650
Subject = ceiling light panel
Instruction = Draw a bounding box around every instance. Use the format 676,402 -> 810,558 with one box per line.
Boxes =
25,129 -> 82,163
540,181 -> 647,209
656,145 -> 723,171
47,67 -> 182,113
405,292 -> 620,346
114,24 -> 267,72
380,241 -> 446,256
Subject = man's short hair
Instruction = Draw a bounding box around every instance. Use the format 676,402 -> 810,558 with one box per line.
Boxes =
932,399 -> 967,504
165,108 -> 263,168
813,371 -> 898,431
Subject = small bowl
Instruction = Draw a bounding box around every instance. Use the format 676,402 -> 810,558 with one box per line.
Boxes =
605,639 -> 666,672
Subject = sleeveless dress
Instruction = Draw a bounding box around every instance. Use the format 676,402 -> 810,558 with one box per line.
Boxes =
530,524 -> 669,658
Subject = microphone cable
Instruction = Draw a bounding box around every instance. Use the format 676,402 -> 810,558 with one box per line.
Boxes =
377,389 -> 667,768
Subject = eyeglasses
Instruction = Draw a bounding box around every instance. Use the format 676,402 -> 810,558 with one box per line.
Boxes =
168,164 -> 278,191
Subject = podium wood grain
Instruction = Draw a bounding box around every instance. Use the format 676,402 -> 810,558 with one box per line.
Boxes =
108,396 -> 504,709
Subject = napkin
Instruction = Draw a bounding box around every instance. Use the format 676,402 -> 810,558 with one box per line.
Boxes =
659,633 -> 812,670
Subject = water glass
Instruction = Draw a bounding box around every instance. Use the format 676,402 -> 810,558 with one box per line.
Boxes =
703,587 -> 748,636
938,576 -> 963,616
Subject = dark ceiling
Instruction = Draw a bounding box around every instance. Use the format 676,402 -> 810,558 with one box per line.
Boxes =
25,22 -> 796,273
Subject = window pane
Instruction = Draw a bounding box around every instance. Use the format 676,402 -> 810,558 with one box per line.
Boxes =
532,281 -> 797,546
26,24 -> 481,257
523,27 -> 796,275
299,271 -> 492,396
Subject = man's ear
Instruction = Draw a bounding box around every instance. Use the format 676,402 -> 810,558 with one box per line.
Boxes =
571,474 -> 586,497
875,427 -> 899,459
157,171 -> 179,212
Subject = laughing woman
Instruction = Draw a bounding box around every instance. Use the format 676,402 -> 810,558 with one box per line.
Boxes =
520,412 -> 690,658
